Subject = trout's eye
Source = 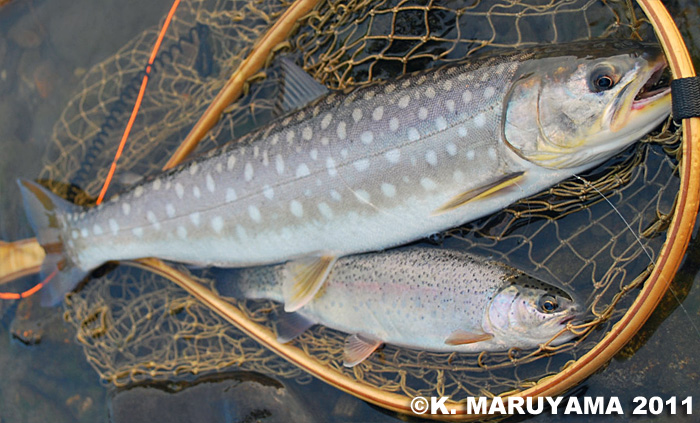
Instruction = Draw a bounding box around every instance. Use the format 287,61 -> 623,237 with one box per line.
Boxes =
538,295 -> 558,313
589,66 -> 618,93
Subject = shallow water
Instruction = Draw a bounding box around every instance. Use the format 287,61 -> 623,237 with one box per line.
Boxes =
0,0 -> 699,422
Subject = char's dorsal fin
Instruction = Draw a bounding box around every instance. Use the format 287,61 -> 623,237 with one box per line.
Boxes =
343,333 -> 382,367
444,329 -> 494,345
282,254 -> 337,312
433,171 -> 526,215
278,58 -> 330,114
276,311 -> 316,343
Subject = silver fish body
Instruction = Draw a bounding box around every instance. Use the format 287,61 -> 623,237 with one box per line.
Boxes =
19,41 -> 671,305
216,247 -> 580,365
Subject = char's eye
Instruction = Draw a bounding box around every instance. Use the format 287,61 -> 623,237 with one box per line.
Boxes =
589,66 -> 618,93
538,295 -> 558,313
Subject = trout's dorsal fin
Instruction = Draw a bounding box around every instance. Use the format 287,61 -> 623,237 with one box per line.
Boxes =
276,311 -> 316,343
444,329 -> 494,345
278,58 -> 329,114
343,333 -> 382,367
282,255 -> 337,312
433,171 -> 526,215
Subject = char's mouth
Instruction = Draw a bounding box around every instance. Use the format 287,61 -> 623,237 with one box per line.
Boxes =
632,62 -> 670,110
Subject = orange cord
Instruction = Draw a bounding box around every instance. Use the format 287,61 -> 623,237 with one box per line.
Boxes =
1,0 -> 181,300
96,0 -> 182,205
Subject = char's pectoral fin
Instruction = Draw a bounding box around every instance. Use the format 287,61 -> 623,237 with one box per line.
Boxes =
282,255 -> 338,312
444,329 -> 494,345
432,171 -> 526,215
276,312 -> 316,343
343,333 -> 383,367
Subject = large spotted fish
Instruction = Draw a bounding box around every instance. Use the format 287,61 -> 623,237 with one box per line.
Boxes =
19,41 -> 670,305
215,247 -> 580,366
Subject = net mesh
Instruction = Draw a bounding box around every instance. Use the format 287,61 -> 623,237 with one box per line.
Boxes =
47,0 -> 682,401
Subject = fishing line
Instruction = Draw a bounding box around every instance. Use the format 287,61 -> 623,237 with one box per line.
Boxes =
572,173 -> 700,342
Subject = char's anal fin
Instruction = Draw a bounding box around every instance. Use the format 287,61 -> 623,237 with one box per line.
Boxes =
343,333 -> 383,367
276,312 -> 316,343
444,329 -> 494,345
282,255 -> 337,312
277,58 -> 330,115
433,171 -> 526,215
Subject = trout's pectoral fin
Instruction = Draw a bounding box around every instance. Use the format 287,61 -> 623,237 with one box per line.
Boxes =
432,171 -> 526,215
444,329 -> 494,345
282,255 -> 338,312
343,333 -> 383,367
276,312 -> 316,343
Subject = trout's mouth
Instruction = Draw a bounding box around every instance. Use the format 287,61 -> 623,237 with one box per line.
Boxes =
632,61 -> 670,110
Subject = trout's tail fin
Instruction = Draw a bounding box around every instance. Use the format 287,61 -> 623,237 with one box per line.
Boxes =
17,179 -> 89,306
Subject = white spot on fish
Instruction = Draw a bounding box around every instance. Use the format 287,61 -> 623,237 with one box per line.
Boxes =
381,183 -> 396,197
92,224 -> 103,236
462,90 -> 473,104
276,155 -> 285,175
189,163 -> 199,175
475,113 -> 486,127
122,203 -> 131,216
262,151 -> 269,167
360,131 -> 373,145
421,177 -> 437,191
296,163 -> 310,178
408,128 -> 420,142
443,80 -> 453,91
337,122 -> 347,140
418,107 -> 428,120
384,149 -> 400,163
467,150 -> 475,160
363,91 -> 375,100
385,84 -> 396,94
227,155 -> 236,170
488,147 -> 497,159
286,130 -> 295,143
263,186 -> 274,199
320,137 -> 329,146
134,186 -> 144,197
458,126 -> 468,137
353,159 -> 370,171
445,99 -> 455,113
330,190 -> 342,201
248,205 -> 262,222
132,227 -> 144,238
270,134 -> 279,145
310,149 -> 318,160
176,226 -> 187,239
355,189 -> 371,202
302,127 -> 313,140
153,179 -> 162,190
398,95 -> 410,109
372,106 -> 384,121
166,203 -> 176,218
245,162 -> 254,181
484,86 -> 496,99
321,113 -> 332,129
453,170 -> 465,183
352,108 -> 362,122
211,216 -> 224,233
435,116 -> 447,131
72,230 -> 79,239
446,143 -> 457,156
175,183 -> 184,199
326,157 -> 337,177
206,174 -> 216,192
425,150 -> 438,166
216,162 -> 223,173
425,87 -> 436,98
318,202 -> 333,219
226,188 -> 237,203
340,149 -> 348,159
109,219 -> 119,235
147,211 -> 161,230
189,212 -> 201,227
290,200 -> 304,217
389,117 -> 399,132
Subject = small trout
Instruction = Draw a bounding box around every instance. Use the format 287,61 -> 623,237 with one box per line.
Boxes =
19,41 -> 670,305
215,247 -> 581,366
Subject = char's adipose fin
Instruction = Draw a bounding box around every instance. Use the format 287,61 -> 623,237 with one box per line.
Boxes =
433,171 -> 526,215
343,333 -> 382,367
282,254 -> 338,312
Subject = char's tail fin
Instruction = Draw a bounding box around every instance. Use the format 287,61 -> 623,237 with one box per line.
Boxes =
17,179 -> 89,306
